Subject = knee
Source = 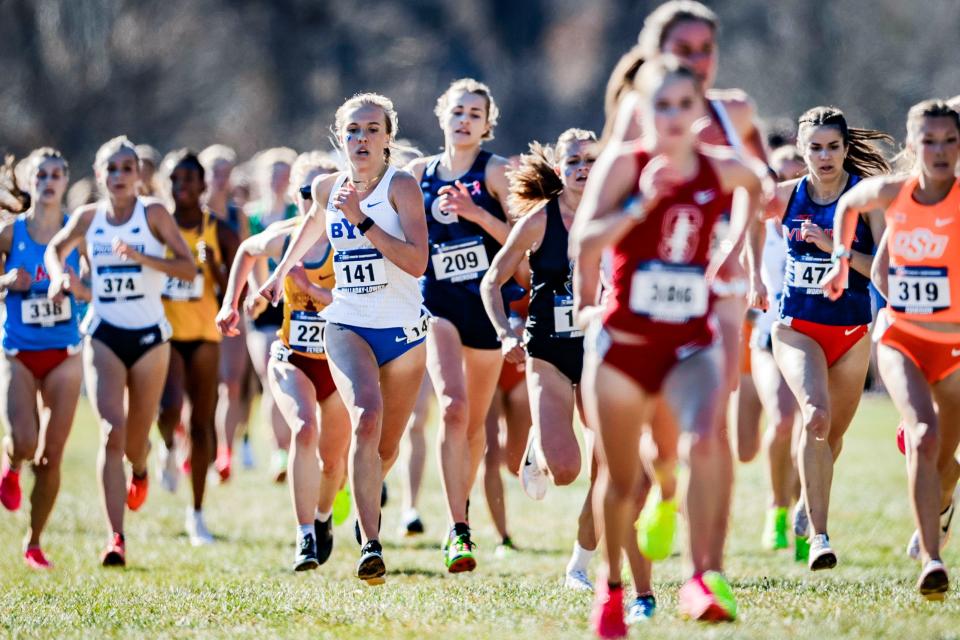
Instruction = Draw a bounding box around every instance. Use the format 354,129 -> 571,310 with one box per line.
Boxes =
803,406 -> 830,441
439,395 -> 469,433
220,379 -> 241,400
320,452 -> 345,479
353,406 -> 382,443
100,420 -> 126,455
548,456 -> 581,486
10,434 -> 38,463
293,421 -> 319,449
911,422 -> 939,461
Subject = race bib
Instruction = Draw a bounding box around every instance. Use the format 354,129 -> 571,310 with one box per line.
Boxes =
552,295 -> 582,338
889,266 -> 951,314
629,262 -> 708,323
289,310 -> 326,353
162,271 -> 204,301
430,236 -> 489,283
20,296 -> 71,326
94,265 -> 144,301
789,258 -> 841,292
403,314 -> 430,344
334,248 -> 388,294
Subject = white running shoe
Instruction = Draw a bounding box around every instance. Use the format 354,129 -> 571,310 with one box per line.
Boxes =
793,500 -> 809,538
808,533 -> 837,571
157,443 -> 179,494
906,491 -> 958,560
564,568 -> 594,591
520,436 -> 548,501
186,508 -> 214,547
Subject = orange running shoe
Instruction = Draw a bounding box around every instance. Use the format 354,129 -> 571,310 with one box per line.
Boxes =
24,546 -> 52,570
127,472 -> 149,511
101,533 -> 125,567
0,462 -> 21,511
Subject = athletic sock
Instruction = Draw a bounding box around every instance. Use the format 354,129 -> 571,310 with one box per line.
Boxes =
453,522 -> 470,537
298,523 -> 314,539
566,541 -> 595,573
315,509 -> 332,523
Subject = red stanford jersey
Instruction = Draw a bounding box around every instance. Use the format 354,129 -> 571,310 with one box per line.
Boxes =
604,148 -> 732,338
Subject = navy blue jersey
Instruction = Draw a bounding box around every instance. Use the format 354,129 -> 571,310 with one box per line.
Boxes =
779,174 -> 874,326
526,199 -> 581,339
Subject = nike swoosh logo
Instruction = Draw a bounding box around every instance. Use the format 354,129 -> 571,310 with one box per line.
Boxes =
394,336 -> 406,343
953,349 -> 960,358
366,201 -> 383,208
942,505 -> 954,534
935,218 -> 954,227
844,326 -> 862,336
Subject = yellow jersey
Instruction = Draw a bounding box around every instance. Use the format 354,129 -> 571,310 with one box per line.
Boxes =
162,211 -> 222,342
279,242 -> 336,359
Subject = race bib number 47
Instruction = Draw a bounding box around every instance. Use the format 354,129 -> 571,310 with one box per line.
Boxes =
629,262 -> 708,323
334,248 -> 388,294
430,236 -> 489,283
889,265 -> 951,315
789,258 -> 843,292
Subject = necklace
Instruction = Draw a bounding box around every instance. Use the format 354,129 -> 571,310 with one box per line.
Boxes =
350,165 -> 387,192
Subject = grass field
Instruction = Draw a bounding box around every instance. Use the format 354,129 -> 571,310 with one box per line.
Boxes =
2,394 -> 960,639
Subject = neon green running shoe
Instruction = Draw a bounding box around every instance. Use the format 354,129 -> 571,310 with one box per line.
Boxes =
445,530 -> 477,573
636,495 -> 677,561
332,486 -> 351,527
762,507 -> 789,550
795,535 -> 810,562
701,571 -> 737,621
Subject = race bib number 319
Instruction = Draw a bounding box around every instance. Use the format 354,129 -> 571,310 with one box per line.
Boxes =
889,265 -> 950,315
629,262 -> 708,323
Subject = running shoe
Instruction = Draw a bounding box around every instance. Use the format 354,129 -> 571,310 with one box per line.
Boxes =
636,494 -> 676,561
157,443 -> 179,494
332,487 -> 351,526
354,513 -> 382,545
0,461 -> 21,512
762,506 -> 790,550
520,436 -> 548,501
494,536 -> 516,558
24,546 -> 52,570
400,508 -> 424,537
445,527 -> 477,573
101,533 -> 126,567
896,423 -> 906,456
918,559 -> 949,600
808,533 -> 837,571
795,535 -> 810,562
907,493 -> 958,559
185,508 -> 214,546
792,499 -> 809,538
215,445 -> 232,483
315,516 -> 333,565
626,594 -> 656,624
565,568 -> 594,591
590,580 -> 626,639
380,481 -> 388,507
270,449 -> 288,483
357,540 -> 386,585
241,438 -> 255,470
678,571 -> 737,622
293,530 -> 319,572
126,472 -> 148,511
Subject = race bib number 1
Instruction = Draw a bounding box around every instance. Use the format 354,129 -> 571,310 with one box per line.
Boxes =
21,296 -> 71,326
629,262 -> 708,323
889,266 -> 951,314
95,264 -> 144,301
430,236 -> 490,283
552,295 -> 582,338
334,248 -> 388,294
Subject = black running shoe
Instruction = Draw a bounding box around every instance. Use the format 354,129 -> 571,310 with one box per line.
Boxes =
405,517 -> 425,536
357,540 -> 386,585
293,532 -> 319,572
315,517 -> 333,566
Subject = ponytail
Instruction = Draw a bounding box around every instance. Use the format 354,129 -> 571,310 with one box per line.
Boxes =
508,128 -> 597,218
797,106 -> 892,178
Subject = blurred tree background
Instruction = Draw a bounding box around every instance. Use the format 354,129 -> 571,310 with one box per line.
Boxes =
1,0 -> 958,174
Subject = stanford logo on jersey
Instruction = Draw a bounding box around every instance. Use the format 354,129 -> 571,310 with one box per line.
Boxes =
658,205 -> 703,263
892,228 -> 948,261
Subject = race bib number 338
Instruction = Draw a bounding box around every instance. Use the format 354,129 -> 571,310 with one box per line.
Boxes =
21,296 -> 71,326
629,262 -> 708,323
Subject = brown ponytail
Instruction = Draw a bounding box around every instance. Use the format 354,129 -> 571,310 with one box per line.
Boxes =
797,106 -> 892,178
508,128 -> 597,218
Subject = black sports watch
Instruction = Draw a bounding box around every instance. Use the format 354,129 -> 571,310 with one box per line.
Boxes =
357,216 -> 376,235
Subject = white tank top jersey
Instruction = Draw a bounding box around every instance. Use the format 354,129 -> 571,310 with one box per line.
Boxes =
711,99 -> 747,159
323,166 -> 423,328
83,198 -> 167,330
754,218 -> 788,344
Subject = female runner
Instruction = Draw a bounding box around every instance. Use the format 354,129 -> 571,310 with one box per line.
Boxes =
45,136 -> 195,566
824,99 -> 960,599
0,148 -> 87,568
262,93 -> 428,584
